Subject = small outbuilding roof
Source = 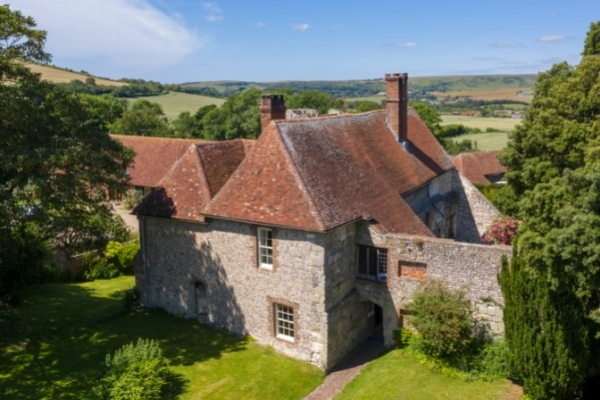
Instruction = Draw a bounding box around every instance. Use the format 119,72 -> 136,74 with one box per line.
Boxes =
452,150 -> 507,185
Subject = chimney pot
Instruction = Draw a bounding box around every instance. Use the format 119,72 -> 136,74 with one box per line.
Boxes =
260,94 -> 286,130
385,73 -> 408,142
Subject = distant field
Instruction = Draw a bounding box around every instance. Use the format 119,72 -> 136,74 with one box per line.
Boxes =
453,132 -> 509,150
27,63 -> 126,86
346,95 -> 385,104
434,88 -> 532,102
441,115 -> 521,131
129,92 -> 225,119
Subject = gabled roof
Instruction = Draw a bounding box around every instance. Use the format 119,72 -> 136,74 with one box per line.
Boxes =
132,140 -> 250,222
204,109 -> 454,235
452,150 -> 507,185
111,135 -> 197,188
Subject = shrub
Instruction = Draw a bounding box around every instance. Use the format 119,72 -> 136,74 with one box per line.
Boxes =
405,279 -> 474,357
84,257 -> 120,281
482,216 -> 519,245
103,241 -> 139,275
123,189 -> 144,210
89,339 -> 182,400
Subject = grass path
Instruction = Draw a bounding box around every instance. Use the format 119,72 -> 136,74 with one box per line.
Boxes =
335,350 -> 521,400
0,277 -> 322,399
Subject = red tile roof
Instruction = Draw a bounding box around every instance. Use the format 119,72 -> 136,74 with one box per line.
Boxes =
452,150 -> 507,185
111,135 -> 197,188
132,140 -> 250,222
204,109 -> 453,235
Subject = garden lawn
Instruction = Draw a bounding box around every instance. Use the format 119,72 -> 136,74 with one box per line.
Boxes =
0,277 -> 323,399
335,350 -> 521,400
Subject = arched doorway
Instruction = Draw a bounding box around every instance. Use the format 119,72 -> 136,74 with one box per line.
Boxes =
365,301 -> 384,340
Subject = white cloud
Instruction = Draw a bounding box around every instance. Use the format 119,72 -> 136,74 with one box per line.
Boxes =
10,0 -> 204,76
394,42 -> 417,48
253,22 -> 266,28
204,2 -> 223,22
491,42 -> 523,48
292,23 -> 310,31
548,13 -> 557,18
539,35 -> 566,42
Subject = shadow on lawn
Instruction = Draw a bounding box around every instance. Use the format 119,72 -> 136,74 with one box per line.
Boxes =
1,221 -> 252,399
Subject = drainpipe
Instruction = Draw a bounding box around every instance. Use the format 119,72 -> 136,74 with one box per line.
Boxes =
140,216 -> 149,308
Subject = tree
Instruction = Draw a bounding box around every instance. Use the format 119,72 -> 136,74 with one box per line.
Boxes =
583,21 -> 600,56
79,94 -> 127,132
1,5 -> 134,298
110,99 -> 171,136
498,21 -> 600,398
285,90 -> 345,114
409,102 -> 442,135
203,89 -> 262,140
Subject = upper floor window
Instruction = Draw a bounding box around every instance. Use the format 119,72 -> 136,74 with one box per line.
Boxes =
258,227 -> 273,269
357,245 -> 388,282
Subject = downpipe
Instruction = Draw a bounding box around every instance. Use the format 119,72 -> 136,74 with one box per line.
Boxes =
140,216 -> 149,308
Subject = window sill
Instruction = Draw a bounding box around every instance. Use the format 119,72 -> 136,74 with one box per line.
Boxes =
356,276 -> 387,284
276,334 -> 295,343
259,264 -> 273,271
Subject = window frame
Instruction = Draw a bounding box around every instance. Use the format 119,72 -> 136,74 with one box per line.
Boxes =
274,303 -> 295,342
357,245 -> 388,282
257,227 -> 274,270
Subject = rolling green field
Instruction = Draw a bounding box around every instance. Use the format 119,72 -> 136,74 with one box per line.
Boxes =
129,92 -> 225,119
27,63 -> 126,86
335,350 -> 521,400
453,131 -> 509,150
0,277 -> 323,399
441,115 -> 521,131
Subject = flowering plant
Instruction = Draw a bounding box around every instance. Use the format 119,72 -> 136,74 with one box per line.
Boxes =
482,216 -> 519,245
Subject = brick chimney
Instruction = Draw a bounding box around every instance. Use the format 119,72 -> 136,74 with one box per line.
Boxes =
260,94 -> 286,130
385,73 -> 408,142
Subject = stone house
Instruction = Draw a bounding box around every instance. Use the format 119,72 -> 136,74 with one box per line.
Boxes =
132,73 -> 510,370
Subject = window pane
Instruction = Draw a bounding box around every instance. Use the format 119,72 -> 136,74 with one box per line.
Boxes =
379,249 -> 388,274
276,304 -> 294,339
368,247 -> 378,279
358,246 -> 368,277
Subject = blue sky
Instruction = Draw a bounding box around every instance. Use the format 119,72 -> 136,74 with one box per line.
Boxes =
10,0 -> 599,83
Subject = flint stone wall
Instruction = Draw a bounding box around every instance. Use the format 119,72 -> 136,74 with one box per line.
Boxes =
136,216 -> 330,368
455,172 -> 501,243
326,223 -> 512,347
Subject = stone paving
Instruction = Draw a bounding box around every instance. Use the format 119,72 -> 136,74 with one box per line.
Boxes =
304,339 -> 384,400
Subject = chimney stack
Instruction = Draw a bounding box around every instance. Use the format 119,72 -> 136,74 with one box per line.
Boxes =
385,73 -> 408,142
260,94 -> 286,130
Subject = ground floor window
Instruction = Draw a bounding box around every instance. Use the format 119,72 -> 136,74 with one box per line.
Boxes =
275,303 -> 294,341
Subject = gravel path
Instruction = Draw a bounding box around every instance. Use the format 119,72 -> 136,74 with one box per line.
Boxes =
304,339 -> 384,400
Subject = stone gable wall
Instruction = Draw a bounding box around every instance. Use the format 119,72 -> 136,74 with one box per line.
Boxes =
455,172 -> 501,243
136,216 -> 330,368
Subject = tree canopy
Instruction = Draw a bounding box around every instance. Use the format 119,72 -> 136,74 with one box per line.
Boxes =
1,5 -> 134,298
498,20 -> 600,398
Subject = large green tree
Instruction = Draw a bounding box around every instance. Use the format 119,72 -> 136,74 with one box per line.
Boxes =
109,99 -> 171,136
0,5 -> 133,298
498,21 -> 600,398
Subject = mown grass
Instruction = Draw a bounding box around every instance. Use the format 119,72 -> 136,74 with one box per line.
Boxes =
0,277 -> 323,399
130,92 -> 225,119
335,350 -> 521,400
440,115 -> 521,131
453,131 -> 509,151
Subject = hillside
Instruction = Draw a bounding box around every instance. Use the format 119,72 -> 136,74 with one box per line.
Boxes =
26,63 -> 127,86
182,74 -> 537,101
128,92 -> 225,119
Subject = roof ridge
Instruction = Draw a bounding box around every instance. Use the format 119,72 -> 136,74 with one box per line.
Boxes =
155,144 -> 197,187
272,124 -> 327,231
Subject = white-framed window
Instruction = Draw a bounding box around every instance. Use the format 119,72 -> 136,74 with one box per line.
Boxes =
258,227 -> 273,269
275,303 -> 294,341
357,245 -> 388,282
